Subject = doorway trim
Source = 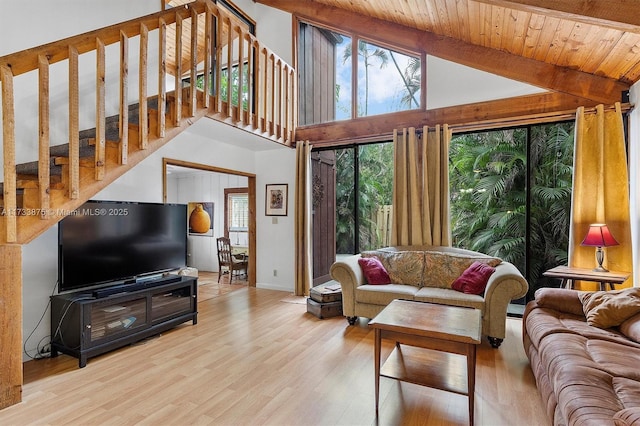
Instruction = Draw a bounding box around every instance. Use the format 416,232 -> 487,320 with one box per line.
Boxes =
162,158 -> 257,287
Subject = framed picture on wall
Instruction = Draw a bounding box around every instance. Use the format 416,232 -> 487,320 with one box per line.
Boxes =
265,184 -> 288,216
188,202 -> 214,236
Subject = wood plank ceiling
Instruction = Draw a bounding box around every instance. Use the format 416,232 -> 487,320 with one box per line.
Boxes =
256,0 -> 640,104
165,0 -> 248,77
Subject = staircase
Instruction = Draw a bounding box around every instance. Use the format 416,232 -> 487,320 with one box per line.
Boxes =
0,0 -> 296,246
0,0 -> 296,410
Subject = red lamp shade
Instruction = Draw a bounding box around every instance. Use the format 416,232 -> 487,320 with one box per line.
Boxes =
581,224 -> 619,247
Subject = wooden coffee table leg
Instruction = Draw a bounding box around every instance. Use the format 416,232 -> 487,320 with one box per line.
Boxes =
374,328 -> 381,413
467,343 -> 477,426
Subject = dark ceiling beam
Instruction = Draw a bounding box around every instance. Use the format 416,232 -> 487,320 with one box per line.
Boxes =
255,0 -> 628,104
478,0 -> 640,34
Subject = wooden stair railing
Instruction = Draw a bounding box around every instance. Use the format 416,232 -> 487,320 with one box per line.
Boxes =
0,0 -> 296,245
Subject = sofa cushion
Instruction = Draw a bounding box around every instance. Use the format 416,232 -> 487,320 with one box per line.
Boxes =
357,257 -> 391,285
414,287 -> 485,312
535,287 -> 585,317
579,288 -> 640,329
451,261 -> 496,295
620,313 -> 640,344
422,251 -> 501,289
355,284 -> 419,305
361,250 -> 424,286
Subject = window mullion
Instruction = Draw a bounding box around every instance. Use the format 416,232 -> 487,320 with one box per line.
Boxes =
351,36 -> 358,120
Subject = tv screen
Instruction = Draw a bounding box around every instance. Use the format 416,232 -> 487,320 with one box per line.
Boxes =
58,200 -> 188,293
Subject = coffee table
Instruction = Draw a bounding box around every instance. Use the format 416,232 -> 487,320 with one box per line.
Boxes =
369,299 -> 482,425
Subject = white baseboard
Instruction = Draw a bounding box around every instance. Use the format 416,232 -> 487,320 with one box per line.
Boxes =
256,282 -> 293,292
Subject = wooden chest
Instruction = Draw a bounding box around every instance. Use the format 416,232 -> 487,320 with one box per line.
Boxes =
309,282 -> 342,303
306,298 -> 343,319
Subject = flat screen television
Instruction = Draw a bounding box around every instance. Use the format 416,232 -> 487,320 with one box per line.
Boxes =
58,200 -> 188,293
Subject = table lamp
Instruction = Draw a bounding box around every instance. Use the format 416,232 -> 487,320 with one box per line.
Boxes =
581,223 -> 619,272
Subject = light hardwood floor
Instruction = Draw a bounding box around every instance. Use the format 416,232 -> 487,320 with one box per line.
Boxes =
0,282 -> 548,425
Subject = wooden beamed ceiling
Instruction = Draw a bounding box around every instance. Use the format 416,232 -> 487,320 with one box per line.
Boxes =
256,0 -> 640,143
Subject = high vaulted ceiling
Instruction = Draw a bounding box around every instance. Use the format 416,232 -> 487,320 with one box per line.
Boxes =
257,0 -> 640,106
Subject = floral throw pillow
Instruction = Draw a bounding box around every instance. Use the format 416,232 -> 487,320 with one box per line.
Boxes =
423,251 -> 501,288
451,261 -> 496,295
357,257 -> 391,285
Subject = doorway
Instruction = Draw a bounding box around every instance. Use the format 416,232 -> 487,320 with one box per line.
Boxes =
162,158 -> 257,286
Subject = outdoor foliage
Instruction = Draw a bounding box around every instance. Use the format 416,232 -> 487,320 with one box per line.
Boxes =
449,123 -> 574,299
335,143 -> 394,253
196,64 -> 249,109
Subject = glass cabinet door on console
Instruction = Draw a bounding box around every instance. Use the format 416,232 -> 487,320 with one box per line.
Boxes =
88,296 -> 147,343
151,284 -> 195,323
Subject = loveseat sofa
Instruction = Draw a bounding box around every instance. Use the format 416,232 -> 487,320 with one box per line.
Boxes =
329,245 -> 528,347
523,287 -> 640,425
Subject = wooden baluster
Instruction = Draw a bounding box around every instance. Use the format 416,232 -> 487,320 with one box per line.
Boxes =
119,31 -> 129,164
139,23 -> 149,149
261,47 -> 268,133
245,36 -> 255,129
277,58 -> 283,140
215,11 -> 223,114
189,6 -> 198,117
38,55 -> 51,218
226,17 -> 233,119
158,18 -> 167,138
68,46 -> 80,199
237,27 -> 245,125
289,66 -> 297,144
270,53 -> 275,137
203,9 -> 211,109
0,64 -> 17,243
95,37 -> 106,181
174,12 -> 183,125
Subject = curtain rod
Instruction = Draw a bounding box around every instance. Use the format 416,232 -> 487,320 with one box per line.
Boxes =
450,102 -> 633,134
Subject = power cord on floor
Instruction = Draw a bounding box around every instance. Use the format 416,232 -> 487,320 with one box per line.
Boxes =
23,280 -> 58,360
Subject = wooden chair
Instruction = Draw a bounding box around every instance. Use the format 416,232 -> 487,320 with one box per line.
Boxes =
216,237 -> 248,283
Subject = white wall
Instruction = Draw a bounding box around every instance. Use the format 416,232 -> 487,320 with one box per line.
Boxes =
255,149 -> 297,291
232,0 -> 293,64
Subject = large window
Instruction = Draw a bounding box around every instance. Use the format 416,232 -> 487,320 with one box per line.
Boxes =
449,122 -> 575,301
298,22 -> 421,124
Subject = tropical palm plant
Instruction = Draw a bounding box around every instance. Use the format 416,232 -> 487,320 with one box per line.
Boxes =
449,123 -> 574,300
342,40 -> 389,116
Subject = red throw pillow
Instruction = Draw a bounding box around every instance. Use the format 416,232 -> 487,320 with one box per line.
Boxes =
358,257 -> 391,285
451,261 -> 496,295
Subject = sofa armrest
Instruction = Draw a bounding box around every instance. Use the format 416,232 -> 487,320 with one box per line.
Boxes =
330,254 -> 364,317
614,407 -> 640,425
533,287 -> 585,317
483,261 -> 529,339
